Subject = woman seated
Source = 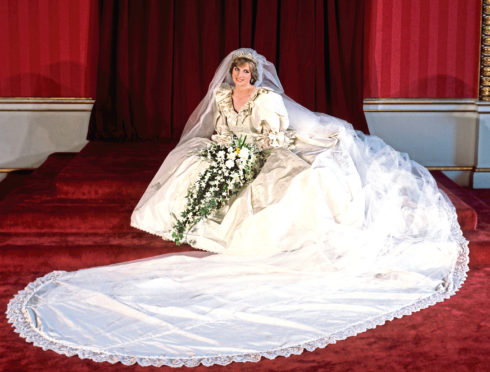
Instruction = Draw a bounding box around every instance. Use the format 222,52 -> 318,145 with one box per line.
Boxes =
131,48 -> 368,257
8,48 -> 468,368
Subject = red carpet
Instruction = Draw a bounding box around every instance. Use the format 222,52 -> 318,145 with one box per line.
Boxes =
1,142 -> 489,371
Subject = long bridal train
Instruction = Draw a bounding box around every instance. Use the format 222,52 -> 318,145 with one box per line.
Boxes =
5,128 -> 469,367
6,49 -> 469,367
7,237 -> 468,367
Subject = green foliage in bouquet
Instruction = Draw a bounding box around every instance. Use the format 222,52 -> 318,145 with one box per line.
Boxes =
172,136 -> 267,245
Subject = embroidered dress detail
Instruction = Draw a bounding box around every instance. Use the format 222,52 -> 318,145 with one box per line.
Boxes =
216,84 -> 266,129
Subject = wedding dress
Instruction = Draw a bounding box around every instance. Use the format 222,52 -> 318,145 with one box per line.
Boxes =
7,49 -> 469,368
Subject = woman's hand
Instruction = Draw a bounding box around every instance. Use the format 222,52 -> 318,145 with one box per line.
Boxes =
260,130 -> 296,150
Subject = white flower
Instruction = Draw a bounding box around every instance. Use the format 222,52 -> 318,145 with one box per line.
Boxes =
225,159 -> 235,169
238,147 -> 250,159
227,152 -> 236,160
217,150 -> 225,159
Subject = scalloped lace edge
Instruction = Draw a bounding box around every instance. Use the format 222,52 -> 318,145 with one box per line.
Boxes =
6,222 -> 469,368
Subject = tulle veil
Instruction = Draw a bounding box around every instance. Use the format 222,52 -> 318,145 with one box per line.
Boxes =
134,48 -> 352,210
179,48 -> 347,145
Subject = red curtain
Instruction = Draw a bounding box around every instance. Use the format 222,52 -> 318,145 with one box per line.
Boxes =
88,0 -> 368,141
364,0 -> 481,98
0,0 -> 98,98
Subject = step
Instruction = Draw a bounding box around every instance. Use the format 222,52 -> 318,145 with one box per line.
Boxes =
464,209 -> 490,268
0,231 -> 168,247
432,170 -> 488,211
1,187 -> 478,235
0,243 -> 185,272
467,239 -> 490,268
431,171 -> 478,231
0,200 -> 138,233
471,189 -> 490,209
0,172 -> 30,202
437,183 -> 477,231
55,141 -> 177,199
0,153 -> 76,204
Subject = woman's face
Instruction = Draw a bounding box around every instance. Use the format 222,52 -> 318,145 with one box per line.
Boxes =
232,62 -> 252,88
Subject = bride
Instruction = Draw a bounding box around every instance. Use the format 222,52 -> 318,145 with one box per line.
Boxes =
131,48 -> 366,255
7,49 -> 469,368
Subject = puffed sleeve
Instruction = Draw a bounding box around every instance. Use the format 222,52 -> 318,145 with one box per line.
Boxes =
252,91 -> 294,148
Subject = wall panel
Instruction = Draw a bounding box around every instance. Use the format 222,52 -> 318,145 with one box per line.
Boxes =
0,0 -> 97,97
364,0 -> 482,98
363,98 -> 479,186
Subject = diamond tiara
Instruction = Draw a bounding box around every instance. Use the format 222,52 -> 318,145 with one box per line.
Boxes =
231,48 -> 258,64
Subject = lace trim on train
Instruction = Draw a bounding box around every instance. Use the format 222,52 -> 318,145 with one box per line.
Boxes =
6,238 -> 469,368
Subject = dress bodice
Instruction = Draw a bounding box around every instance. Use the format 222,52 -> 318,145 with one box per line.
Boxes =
215,83 -> 263,131
212,83 -> 292,148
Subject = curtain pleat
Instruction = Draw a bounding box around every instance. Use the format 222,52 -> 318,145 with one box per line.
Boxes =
88,0 -> 368,141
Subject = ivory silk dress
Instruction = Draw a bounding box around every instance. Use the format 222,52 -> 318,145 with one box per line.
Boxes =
131,83 -> 365,257
7,82 -> 468,368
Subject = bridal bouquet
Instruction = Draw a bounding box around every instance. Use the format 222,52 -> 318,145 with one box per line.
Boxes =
172,136 -> 266,245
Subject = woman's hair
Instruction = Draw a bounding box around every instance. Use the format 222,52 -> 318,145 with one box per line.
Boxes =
229,57 -> 259,85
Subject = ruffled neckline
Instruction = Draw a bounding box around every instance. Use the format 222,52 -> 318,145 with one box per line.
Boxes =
231,87 -> 258,113
217,83 -> 263,110
216,83 -> 266,127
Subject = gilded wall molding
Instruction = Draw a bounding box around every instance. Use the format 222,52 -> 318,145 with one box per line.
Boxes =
0,168 -> 35,173
480,0 -> 490,100
0,98 -> 95,112
0,97 -> 94,104
363,98 -> 478,112
426,166 -> 474,171
425,166 -> 490,172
